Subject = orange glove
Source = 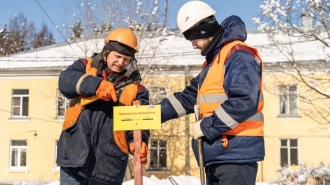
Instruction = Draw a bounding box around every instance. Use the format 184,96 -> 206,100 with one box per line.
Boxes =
96,80 -> 118,102
129,142 -> 148,165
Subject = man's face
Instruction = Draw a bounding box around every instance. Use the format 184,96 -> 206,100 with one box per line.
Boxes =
190,38 -> 212,51
106,51 -> 132,73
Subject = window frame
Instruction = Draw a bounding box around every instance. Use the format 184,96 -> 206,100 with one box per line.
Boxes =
11,89 -> 29,118
9,140 -> 28,169
148,139 -> 168,171
278,85 -> 299,117
56,89 -> 69,119
279,139 -> 299,167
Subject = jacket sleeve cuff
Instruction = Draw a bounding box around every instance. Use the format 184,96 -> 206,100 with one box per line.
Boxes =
200,116 -> 218,141
126,130 -> 150,145
126,130 -> 150,155
142,130 -> 150,145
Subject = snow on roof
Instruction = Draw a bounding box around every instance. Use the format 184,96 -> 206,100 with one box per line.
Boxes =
248,32 -> 330,63
0,39 -> 105,70
0,31 -> 328,70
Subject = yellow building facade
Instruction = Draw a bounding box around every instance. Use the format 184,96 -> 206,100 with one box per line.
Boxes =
0,34 -> 329,184
0,75 -> 63,184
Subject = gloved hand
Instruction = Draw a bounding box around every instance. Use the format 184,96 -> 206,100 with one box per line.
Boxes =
192,119 -> 204,140
96,80 -> 118,102
129,142 -> 148,165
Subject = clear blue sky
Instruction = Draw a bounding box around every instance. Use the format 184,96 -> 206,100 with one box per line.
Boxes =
0,0 -> 264,43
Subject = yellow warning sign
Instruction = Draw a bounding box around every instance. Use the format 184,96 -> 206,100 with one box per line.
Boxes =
113,105 -> 161,131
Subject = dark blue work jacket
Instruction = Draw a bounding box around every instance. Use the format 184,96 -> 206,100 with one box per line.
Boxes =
56,57 -> 149,184
160,15 -> 265,166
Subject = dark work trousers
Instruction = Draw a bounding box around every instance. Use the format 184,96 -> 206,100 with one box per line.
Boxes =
60,167 -> 122,185
205,162 -> 258,185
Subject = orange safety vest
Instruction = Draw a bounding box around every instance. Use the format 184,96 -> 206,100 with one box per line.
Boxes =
197,40 -> 264,137
62,57 -> 139,154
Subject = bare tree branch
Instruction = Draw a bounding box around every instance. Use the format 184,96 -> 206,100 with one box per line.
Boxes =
255,0 -> 330,124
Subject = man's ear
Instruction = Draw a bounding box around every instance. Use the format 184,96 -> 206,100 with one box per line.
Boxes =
103,50 -> 111,61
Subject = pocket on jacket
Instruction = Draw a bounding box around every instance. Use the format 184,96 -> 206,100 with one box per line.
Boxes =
204,139 -> 227,156
103,143 -> 128,177
62,125 -> 79,155
192,138 -> 227,165
104,143 -> 127,161
57,124 -> 78,162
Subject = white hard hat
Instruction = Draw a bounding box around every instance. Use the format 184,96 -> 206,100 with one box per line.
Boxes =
177,1 -> 216,34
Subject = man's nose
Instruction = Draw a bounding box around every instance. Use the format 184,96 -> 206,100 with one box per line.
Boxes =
191,40 -> 198,49
118,58 -> 125,66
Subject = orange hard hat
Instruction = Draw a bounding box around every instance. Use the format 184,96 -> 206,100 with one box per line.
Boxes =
104,28 -> 138,53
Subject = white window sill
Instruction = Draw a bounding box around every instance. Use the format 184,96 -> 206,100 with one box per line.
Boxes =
52,168 -> 60,174
8,117 -> 31,121
53,117 -> 64,122
276,115 -> 301,120
7,168 -> 29,173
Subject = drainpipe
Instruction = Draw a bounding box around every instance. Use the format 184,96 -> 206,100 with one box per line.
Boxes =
184,65 -> 190,175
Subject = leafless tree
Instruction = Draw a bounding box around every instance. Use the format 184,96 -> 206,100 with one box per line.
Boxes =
61,0 -> 173,57
0,13 -> 35,55
0,13 -> 55,56
253,0 -> 330,124
31,22 -> 56,49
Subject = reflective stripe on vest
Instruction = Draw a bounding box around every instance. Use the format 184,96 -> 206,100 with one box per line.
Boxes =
197,40 -> 264,136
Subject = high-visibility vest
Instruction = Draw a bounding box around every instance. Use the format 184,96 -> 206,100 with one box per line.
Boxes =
197,40 -> 264,136
62,58 -> 139,154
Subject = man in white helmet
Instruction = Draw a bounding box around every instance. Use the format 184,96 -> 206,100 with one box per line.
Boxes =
159,1 -> 265,185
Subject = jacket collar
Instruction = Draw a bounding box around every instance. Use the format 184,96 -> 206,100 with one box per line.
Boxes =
202,15 -> 248,64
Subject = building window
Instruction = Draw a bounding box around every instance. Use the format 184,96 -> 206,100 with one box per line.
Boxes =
56,89 -> 69,119
280,139 -> 298,167
149,139 -> 167,170
10,140 -> 27,168
279,85 -> 298,116
11,89 -> 29,117
149,87 -> 167,105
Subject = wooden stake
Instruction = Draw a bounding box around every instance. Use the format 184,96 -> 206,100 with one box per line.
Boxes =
197,139 -> 205,185
194,105 -> 205,185
133,100 -> 142,185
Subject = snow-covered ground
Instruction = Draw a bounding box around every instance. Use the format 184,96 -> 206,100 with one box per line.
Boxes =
46,175 -> 274,185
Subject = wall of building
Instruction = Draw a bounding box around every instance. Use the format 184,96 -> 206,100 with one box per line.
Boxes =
257,73 -> 330,182
0,69 -> 329,184
0,76 -> 62,184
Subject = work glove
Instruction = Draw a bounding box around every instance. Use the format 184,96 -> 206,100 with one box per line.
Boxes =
95,80 -> 118,102
129,142 -> 148,165
126,130 -> 150,165
192,119 -> 205,140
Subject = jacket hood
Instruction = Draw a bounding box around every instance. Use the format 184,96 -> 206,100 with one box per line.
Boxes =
220,15 -> 247,47
203,15 -> 247,61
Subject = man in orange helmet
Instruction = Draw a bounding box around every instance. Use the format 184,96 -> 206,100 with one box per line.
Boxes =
56,28 -> 149,185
